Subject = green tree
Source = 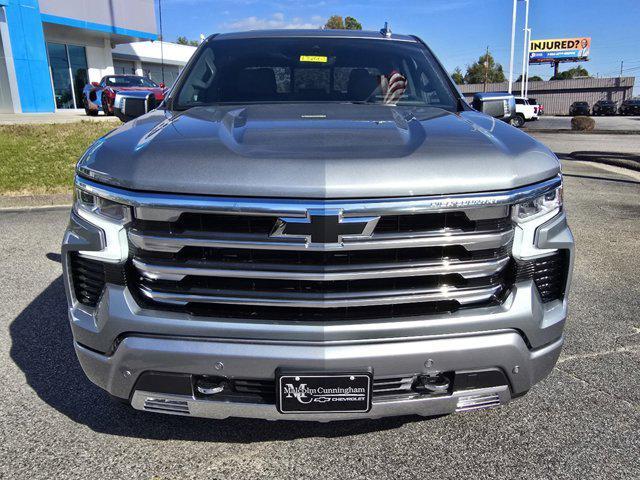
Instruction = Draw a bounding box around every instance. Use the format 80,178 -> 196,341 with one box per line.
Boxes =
324,15 -> 362,30
550,66 -> 590,80
451,67 -> 464,85
344,16 -> 362,30
324,15 -> 344,29
464,51 -> 505,84
176,36 -> 199,47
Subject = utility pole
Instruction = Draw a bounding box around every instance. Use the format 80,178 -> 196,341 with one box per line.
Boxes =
483,46 -> 489,92
158,0 -> 165,84
520,0 -> 530,97
524,28 -> 531,97
508,0 -> 518,93
620,60 -> 624,77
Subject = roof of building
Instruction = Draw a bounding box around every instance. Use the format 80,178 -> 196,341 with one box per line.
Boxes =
112,41 -> 197,66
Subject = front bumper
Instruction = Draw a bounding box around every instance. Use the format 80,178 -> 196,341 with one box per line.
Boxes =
62,192 -> 574,421
76,330 -> 563,421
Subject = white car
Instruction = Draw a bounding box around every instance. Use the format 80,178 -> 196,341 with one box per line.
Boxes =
511,97 -> 539,127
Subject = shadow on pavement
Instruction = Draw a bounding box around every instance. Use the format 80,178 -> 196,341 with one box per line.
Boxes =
9,274 -> 427,442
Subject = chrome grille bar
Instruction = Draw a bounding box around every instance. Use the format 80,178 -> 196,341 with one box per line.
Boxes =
133,256 -> 510,282
76,175 -> 561,216
138,284 -> 503,308
129,229 -> 514,253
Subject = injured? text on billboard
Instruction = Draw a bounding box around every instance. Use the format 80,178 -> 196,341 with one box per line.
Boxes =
529,37 -> 591,64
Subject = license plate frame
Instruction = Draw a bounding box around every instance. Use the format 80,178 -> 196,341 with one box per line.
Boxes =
277,371 -> 372,414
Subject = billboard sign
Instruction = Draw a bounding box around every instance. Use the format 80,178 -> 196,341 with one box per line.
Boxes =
529,37 -> 591,64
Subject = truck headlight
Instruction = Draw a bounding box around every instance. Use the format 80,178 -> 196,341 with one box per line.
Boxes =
74,187 -> 130,262
75,188 -> 129,221
512,186 -> 562,223
511,185 -> 563,260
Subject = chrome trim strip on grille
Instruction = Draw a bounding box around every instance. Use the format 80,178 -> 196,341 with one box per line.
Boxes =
75,175 -> 561,217
128,229 -> 514,253
138,284 -> 503,308
133,256 -> 510,282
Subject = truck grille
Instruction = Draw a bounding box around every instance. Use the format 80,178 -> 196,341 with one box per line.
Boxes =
126,199 -> 515,321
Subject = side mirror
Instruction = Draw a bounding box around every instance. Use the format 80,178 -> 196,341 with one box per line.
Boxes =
91,82 -> 100,87
472,92 -> 516,122
113,91 -> 159,122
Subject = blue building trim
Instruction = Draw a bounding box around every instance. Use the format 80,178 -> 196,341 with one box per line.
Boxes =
3,0 -> 54,112
40,13 -> 157,41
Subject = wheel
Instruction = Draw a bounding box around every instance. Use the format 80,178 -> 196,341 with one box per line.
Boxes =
510,114 -> 525,128
83,99 -> 98,116
102,96 -> 114,116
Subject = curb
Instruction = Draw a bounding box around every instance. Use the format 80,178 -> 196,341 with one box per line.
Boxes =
0,193 -> 72,211
526,129 -> 640,135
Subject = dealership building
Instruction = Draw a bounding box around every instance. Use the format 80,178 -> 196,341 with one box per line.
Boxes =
0,0 -> 195,114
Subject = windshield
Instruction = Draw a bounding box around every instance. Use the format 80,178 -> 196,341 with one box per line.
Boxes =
104,76 -> 159,88
173,37 -> 459,110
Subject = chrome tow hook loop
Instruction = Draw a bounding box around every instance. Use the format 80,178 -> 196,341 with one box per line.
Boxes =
415,374 -> 451,394
196,379 -> 226,395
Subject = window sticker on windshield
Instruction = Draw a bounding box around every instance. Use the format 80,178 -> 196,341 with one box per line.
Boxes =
299,55 -> 328,63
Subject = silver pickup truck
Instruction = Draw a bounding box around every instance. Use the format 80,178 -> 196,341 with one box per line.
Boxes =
62,28 -> 573,421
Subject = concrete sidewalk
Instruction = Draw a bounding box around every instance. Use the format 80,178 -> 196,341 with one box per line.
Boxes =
0,111 -> 121,125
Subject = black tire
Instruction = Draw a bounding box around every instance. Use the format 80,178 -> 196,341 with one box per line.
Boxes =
510,114 -> 525,128
83,99 -> 98,117
102,96 -> 114,116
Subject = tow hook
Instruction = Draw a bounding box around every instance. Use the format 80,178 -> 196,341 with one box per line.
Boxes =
415,373 -> 451,394
195,377 -> 227,395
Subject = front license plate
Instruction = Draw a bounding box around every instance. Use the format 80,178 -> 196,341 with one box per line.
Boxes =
277,372 -> 372,414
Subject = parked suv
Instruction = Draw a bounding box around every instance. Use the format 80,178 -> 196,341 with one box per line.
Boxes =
569,101 -> 590,116
592,99 -> 617,116
619,98 -> 640,115
62,29 -> 573,421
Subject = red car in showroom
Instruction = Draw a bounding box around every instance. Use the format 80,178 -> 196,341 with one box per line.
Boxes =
82,75 -> 165,116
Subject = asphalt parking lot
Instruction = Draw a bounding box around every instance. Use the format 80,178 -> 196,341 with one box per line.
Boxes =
1,159 -> 639,479
524,114 -> 640,131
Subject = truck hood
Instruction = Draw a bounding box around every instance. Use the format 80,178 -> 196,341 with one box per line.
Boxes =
78,104 -> 560,198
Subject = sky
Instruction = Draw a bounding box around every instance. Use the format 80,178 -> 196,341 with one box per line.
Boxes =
156,0 -> 640,93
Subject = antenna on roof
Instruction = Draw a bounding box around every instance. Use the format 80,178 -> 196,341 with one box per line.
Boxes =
380,22 -> 392,38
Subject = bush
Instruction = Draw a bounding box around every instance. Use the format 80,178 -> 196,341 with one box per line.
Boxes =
571,116 -> 595,131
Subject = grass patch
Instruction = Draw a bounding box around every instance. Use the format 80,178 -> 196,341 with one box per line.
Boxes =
0,122 -> 116,195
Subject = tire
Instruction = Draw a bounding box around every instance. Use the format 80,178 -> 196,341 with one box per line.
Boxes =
102,96 -> 114,116
510,114 -> 525,128
83,99 -> 98,117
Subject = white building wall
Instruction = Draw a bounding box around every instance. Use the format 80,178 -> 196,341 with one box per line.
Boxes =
86,39 -> 115,82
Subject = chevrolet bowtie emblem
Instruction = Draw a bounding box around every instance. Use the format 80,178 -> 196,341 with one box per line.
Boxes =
270,210 -> 380,245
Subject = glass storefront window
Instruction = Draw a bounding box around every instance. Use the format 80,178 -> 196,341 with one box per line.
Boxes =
47,43 -> 88,109
68,45 -> 88,109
